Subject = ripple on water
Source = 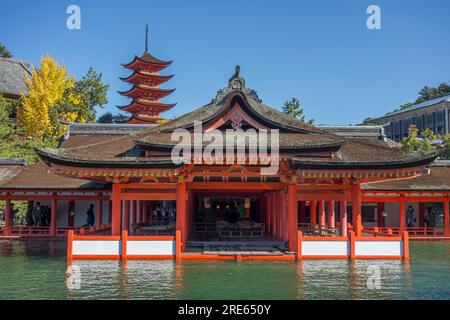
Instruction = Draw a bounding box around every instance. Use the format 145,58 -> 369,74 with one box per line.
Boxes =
0,240 -> 448,299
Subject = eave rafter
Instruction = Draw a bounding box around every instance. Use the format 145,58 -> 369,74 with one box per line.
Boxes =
47,165 -> 180,182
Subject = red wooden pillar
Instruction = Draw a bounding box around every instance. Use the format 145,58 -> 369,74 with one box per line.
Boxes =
444,199 -> 450,237
4,193 -> 11,235
399,197 -> 406,232
377,202 -> 385,227
96,196 -> 103,229
288,184 -> 298,252
318,200 -> 325,227
50,193 -> 57,236
340,201 -> 348,237
418,202 -> 425,227
352,184 -> 362,237
327,201 -> 335,228
111,184 -> 122,236
310,201 -> 317,225
278,192 -> 284,240
123,200 -> 130,232
281,191 -> 288,241
299,201 -> 306,224
176,179 -> 187,250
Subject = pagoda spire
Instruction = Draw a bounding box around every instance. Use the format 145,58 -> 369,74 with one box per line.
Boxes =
118,26 -> 176,125
145,24 -> 149,53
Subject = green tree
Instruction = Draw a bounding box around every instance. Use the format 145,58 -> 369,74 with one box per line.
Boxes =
0,43 -> 12,58
396,82 -> 450,112
401,125 -> 450,159
97,112 -> 128,124
282,97 -> 314,124
0,95 -> 58,164
71,67 -> 109,122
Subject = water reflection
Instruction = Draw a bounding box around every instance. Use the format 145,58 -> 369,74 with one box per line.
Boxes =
0,240 -> 449,300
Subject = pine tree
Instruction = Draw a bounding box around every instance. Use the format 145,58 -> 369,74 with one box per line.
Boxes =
0,43 -> 12,58
282,97 -> 314,124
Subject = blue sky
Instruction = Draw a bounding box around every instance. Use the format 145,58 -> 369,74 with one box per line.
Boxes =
1,0 -> 449,124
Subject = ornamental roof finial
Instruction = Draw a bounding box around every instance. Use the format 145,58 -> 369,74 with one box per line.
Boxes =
145,24 -> 149,53
235,65 -> 240,77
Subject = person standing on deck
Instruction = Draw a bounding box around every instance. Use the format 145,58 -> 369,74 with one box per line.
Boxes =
32,202 -> 43,226
9,203 -> 15,226
407,206 -> 416,228
85,204 -> 95,227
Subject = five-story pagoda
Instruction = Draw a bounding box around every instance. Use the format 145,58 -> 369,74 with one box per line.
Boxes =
118,25 -> 176,124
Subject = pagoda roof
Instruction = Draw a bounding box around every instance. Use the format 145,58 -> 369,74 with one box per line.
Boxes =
120,71 -> 174,86
118,85 -> 175,100
118,100 -> 177,113
122,52 -> 172,72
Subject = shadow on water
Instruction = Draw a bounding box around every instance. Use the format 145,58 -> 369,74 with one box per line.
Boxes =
0,240 -> 449,299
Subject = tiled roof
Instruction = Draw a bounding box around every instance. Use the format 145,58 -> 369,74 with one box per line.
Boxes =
363,160 -> 450,190
0,161 -> 109,190
0,58 -> 32,96
0,158 -> 26,187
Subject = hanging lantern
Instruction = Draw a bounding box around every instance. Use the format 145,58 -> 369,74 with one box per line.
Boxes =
244,198 -> 251,209
204,197 -> 211,209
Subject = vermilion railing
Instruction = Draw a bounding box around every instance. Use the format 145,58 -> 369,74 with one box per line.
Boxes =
3,224 -> 112,237
363,226 -> 444,237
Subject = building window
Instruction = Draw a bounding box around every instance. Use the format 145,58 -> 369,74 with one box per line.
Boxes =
415,115 -> 424,131
402,118 -> 413,137
425,113 -> 434,131
393,121 -> 401,141
384,123 -> 391,138
436,110 -> 445,134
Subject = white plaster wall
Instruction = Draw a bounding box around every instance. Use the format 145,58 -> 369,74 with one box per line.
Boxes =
302,241 -> 349,256
355,241 -> 403,256
72,240 -> 121,256
127,240 -> 175,256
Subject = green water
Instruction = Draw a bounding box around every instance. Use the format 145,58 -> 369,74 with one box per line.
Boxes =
0,240 -> 448,299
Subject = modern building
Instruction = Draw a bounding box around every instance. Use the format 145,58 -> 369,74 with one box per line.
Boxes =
365,94 -> 450,141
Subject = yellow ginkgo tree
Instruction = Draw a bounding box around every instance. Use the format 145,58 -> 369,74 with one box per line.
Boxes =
18,55 -> 79,138
18,56 -> 109,139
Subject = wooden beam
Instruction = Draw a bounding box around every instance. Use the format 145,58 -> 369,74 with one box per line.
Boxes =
111,184 -> 122,236
120,193 -> 176,201
186,182 -> 285,190
288,184 -> 298,252
352,184 -> 362,237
